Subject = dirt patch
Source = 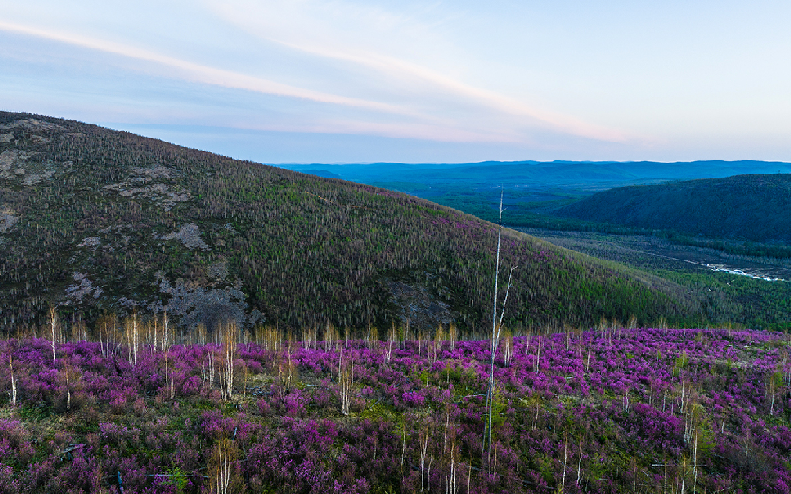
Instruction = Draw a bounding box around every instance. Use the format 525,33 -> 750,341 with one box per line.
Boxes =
0,134 -> 12,143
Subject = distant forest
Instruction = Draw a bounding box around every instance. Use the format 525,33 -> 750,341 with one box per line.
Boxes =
553,174 -> 791,244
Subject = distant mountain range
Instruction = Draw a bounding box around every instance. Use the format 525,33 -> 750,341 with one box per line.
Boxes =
282,160 -> 791,191
553,174 -> 791,243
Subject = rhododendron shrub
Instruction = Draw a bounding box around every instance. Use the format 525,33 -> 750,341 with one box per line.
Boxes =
0,328 -> 789,492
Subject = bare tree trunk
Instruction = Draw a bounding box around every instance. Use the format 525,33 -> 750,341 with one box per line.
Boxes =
132,311 -> 138,366
693,431 -> 698,494
9,357 -> 16,406
49,307 -> 57,362
223,322 -> 236,400
66,370 -> 71,411
210,439 -> 237,494
562,436 -> 568,492
340,367 -> 351,415
162,311 -> 169,352
153,312 -> 158,354
401,424 -> 407,470
486,191 -> 504,460
484,188 -> 516,466
208,351 -> 215,389
420,431 -> 429,491
100,321 -> 106,358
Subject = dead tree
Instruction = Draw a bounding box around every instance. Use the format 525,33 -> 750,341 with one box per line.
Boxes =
339,351 -> 352,415
220,322 -> 237,400
210,438 -> 238,494
49,307 -> 58,362
484,188 -> 516,467
9,357 -> 16,406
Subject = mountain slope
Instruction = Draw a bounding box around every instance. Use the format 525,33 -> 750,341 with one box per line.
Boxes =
553,174 -> 791,243
0,112 -> 699,333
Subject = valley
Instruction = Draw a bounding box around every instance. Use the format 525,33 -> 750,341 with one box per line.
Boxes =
519,229 -> 791,282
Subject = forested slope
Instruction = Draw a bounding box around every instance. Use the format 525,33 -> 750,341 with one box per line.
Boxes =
554,174 -> 791,243
0,112 -> 699,334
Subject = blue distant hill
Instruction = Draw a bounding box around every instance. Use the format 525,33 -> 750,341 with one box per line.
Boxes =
280,160 -> 791,190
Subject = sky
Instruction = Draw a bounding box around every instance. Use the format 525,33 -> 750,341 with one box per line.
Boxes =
1,1 -> 790,164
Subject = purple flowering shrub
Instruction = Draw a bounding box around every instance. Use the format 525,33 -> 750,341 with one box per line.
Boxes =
0,328 -> 789,493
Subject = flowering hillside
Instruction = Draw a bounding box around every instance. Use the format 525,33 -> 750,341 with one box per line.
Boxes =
1,326 -> 789,493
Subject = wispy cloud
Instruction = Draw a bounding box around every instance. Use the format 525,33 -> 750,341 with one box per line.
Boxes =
0,19 -> 545,143
208,0 -> 630,143
0,20 -> 417,116
276,40 -> 627,142
224,118 -> 521,143
0,3 -> 641,148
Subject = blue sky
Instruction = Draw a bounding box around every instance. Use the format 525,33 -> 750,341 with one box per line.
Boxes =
1,1 -> 790,163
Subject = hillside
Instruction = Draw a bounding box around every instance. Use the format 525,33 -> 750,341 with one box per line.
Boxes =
553,174 -> 791,243
0,112 -> 700,334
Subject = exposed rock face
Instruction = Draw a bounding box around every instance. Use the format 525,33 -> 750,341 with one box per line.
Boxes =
0,118 -> 65,132
0,149 -> 65,185
102,165 -> 190,210
0,150 -> 30,178
0,209 -> 18,233
208,260 -> 229,281
156,276 -> 262,332
64,272 -> 103,304
162,223 -> 209,250
22,169 -> 56,186
77,237 -> 101,248
387,281 -> 455,333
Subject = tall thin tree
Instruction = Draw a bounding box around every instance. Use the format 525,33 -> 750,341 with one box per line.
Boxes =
49,306 -> 58,361
483,188 -> 516,467
9,357 -> 16,407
